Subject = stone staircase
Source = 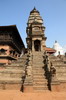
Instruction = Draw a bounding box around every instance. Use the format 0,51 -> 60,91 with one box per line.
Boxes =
0,54 -> 28,90
49,55 -> 66,81
32,52 -> 49,92
1,51 -> 66,91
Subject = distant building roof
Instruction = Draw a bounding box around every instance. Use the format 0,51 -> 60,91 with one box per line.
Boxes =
43,46 -> 56,53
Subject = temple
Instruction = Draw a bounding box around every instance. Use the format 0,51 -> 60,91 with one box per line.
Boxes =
26,7 -> 55,54
0,8 -> 66,92
26,7 -> 47,52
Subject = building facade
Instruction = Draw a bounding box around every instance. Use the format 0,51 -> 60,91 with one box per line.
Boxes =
0,25 -> 25,65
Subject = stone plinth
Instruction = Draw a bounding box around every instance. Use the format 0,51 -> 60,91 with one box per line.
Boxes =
24,85 -> 34,92
51,76 -> 60,92
51,81 -> 60,92
60,81 -> 66,92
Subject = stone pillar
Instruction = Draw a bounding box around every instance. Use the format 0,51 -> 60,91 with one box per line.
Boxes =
32,40 -> 34,51
41,40 -> 43,51
7,49 -> 10,56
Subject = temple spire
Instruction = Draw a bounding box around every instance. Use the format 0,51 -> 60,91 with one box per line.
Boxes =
55,40 -> 57,43
26,8 -> 47,51
33,7 -> 36,10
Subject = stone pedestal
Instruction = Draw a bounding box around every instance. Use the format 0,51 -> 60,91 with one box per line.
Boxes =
51,76 -> 60,91
51,80 -> 60,92
24,85 -> 34,92
23,75 -> 33,92
60,81 -> 66,92
51,80 -> 66,92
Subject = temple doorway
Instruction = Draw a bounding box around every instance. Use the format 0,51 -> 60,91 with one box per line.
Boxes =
34,40 -> 41,51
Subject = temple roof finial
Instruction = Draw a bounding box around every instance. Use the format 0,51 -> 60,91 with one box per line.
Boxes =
33,7 -> 36,10
30,7 -> 39,14
55,40 -> 57,43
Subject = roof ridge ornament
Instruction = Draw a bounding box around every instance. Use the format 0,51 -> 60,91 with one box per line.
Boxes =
30,7 -> 39,14
55,40 -> 57,43
33,7 -> 36,10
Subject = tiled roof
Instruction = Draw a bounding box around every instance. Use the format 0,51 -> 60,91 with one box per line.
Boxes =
43,47 -> 56,53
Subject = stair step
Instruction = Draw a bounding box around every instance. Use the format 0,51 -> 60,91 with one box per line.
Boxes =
34,90 -> 49,92
50,59 -> 61,61
33,83 -> 47,86
32,66 -> 44,68
57,72 -> 66,74
53,64 -> 64,66
33,77 -> 46,79
33,61 -> 44,63
6,66 -> 25,69
33,82 -> 47,85
13,61 -> 26,64
0,69 -> 24,72
33,72 -> 45,74
0,73 -> 23,78
0,77 -> 22,83
33,79 -> 47,82
56,70 -> 66,72
56,65 -> 66,67
8,63 -> 26,66
33,73 -> 45,76
6,66 -> 26,69
32,66 -> 44,69
33,70 -> 44,72
33,86 -> 48,90
33,58 -> 43,60
33,64 -> 44,67
33,78 -> 47,82
32,69 -> 44,72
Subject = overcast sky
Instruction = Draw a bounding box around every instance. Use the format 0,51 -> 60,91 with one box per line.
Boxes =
0,0 -> 66,48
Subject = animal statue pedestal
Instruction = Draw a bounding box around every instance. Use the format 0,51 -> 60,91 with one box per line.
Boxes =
51,75 -> 60,92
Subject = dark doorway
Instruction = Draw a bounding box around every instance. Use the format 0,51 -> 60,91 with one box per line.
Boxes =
34,40 -> 41,51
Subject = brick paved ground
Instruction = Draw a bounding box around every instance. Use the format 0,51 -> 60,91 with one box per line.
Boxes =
0,90 -> 66,100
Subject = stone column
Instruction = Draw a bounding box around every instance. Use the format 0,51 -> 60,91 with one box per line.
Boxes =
32,40 -> 34,52
41,40 -> 43,51
7,49 -> 10,56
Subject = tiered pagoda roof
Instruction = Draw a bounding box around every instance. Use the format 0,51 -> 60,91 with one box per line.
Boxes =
27,7 -> 43,26
0,25 -> 25,53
